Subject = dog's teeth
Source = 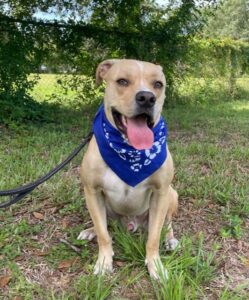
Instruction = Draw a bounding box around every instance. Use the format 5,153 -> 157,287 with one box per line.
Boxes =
122,115 -> 127,126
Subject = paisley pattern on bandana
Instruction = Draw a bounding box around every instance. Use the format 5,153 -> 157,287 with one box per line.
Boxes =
93,105 -> 167,187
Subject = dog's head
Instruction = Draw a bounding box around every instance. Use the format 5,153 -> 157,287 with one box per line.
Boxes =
96,59 -> 166,150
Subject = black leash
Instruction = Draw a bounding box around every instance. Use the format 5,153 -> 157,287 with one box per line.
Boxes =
0,132 -> 93,209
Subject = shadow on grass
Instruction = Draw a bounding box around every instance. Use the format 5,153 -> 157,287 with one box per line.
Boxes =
0,93 -> 101,135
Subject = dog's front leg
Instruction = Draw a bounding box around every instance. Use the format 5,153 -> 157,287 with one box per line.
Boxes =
146,189 -> 171,280
84,186 -> 113,275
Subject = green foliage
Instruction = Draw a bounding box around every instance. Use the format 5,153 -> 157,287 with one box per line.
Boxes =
176,38 -> 249,103
53,75 -> 104,110
72,273 -> 117,300
0,19 -> 37,93
0,0 -> 214,125
152,235 -> 217,300
0,0 -> 248,125
187,38 -> 249,77
0,92 -> 51,126
0,13 -> 48,124
220,215 -> 243,239
177,77 -> 249,104
111,221 -> 146,266
203,0 -> 249,41
178,77 -> 226,104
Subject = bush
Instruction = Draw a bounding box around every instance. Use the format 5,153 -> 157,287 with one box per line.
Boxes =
176,76 -> 249,104
49,74 -> 104,111
0,18 -> 45,125
0,91 -> 55,126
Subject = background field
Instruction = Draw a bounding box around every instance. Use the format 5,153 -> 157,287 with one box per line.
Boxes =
29,74 -> 249,104
0,75 -> 249,299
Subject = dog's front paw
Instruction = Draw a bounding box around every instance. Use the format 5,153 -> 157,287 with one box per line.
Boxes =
165,237 -> 179,251
77,227 -> 96,241
94,254 -> 113,275
145,257 -> 168,281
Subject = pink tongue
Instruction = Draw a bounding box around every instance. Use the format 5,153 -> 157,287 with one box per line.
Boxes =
126,116 -> 154,150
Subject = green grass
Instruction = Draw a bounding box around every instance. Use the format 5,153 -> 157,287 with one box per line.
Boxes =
29,74 -> 62,102
167,101 -> 249,216
0,76 -> 249,299
177,77 -> 249,104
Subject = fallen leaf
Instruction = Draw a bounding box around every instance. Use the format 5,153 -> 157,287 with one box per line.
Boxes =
116,261 -> 125,267
200,164 -> 210,175
62,219 -> 70,229
14,255 -> 24,262
13,296 -> 23,300
241,257 -> 249,267
49,207 -> 58,214
60,275 -> 71,286
58,258 -> 79,269
33,250 -> 49,256
33,212 -> 44,220
0,275 -> 12,288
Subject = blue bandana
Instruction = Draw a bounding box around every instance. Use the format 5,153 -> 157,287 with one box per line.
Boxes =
93,105 -> 167,187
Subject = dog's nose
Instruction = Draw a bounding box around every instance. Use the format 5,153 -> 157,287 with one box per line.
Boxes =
135,91 -> 156,108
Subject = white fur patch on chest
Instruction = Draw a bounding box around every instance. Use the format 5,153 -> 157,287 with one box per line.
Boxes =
102,168 -> 151,216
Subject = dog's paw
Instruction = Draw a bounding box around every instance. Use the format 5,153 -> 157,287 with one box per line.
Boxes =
77,227 -> 96,241
145,257 -> 168,281
165,238 -> 179,251
94,255 -> 113,275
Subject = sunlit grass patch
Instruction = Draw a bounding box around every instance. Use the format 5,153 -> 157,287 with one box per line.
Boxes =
29,74 -> 63,102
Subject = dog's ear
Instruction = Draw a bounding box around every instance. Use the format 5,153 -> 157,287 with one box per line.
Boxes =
96,59 -> 119,85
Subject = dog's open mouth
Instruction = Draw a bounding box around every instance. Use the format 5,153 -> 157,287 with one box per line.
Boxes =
112,108 -> 154,150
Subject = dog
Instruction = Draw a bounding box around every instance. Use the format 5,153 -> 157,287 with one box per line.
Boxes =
77,59 -> 179,279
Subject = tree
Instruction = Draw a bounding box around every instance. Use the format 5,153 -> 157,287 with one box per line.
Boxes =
0,0 -> 216,123
204,0 -> 249,41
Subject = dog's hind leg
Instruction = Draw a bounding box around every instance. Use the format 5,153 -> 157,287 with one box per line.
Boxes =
77,227 -> 96,241
165,222 -> 179,251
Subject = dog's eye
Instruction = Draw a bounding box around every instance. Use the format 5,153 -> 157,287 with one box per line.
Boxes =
154,81 -> 163,89
117,79 -> 129,86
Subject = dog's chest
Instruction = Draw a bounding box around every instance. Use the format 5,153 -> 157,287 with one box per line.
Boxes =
102,168 -> 151,216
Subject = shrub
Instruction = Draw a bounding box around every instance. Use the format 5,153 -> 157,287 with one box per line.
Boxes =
50,74 -> 104,111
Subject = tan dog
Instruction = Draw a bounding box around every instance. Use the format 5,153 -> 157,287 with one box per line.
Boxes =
78,59 -> 178,279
